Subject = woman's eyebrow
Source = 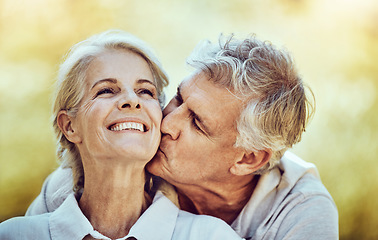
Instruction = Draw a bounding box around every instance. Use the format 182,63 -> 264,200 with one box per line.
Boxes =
91,78 -> 156,89
91,78 -> 118,89
137,79 -> 157,87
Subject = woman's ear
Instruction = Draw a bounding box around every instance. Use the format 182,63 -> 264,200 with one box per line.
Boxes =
57,110 -> 82,143
230,149 -> 272,176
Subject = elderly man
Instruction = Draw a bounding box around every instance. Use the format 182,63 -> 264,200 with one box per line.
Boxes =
27,35 -> 338,239
146,35 -> 338,239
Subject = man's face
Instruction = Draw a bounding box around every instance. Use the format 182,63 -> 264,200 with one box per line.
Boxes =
146,71 -> 245,187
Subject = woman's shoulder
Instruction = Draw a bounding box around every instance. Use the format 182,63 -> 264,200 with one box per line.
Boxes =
0,213 -> 51,239
176,211 -> 243,239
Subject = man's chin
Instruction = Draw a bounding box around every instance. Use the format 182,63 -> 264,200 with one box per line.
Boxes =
146,155 -> 163,175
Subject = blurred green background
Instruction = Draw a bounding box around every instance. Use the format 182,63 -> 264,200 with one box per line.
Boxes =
0,0 -> 377,239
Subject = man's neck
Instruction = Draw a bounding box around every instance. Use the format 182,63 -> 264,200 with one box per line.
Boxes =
176,175 -> 259,225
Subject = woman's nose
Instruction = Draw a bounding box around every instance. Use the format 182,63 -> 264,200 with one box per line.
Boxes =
118,92 -> 141,110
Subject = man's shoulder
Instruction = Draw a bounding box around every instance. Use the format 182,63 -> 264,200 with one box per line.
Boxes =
26,166 -> 73,215
279,151 -> 319,178
289,168 -> 332,198
236,152 -> 338,239
274,152 -> 338,238
279,152 -> 331,198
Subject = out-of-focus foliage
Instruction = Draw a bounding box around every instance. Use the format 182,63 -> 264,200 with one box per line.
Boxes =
0,0 -> 377,239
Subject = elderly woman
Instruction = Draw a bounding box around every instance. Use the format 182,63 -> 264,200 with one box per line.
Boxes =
0,30 -> 242,240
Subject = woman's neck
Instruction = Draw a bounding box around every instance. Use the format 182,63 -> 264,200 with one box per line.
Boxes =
79,162 -> 150,239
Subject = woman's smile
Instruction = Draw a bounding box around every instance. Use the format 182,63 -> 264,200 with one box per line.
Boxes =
107,118 -> 149,132
110,121 -> 145,132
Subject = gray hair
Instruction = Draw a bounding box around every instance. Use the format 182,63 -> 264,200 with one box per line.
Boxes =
187,34 -> 314,174
53,29 -> 169,192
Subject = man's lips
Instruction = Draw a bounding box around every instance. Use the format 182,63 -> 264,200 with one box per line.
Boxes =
159,147 -> 165,156
157,147 -> 167,158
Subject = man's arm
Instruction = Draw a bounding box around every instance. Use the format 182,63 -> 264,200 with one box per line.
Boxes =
26,166 -> 73,215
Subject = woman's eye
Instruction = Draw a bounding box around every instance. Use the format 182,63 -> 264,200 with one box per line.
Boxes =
95,88 -> 114,97
138,89 -> 155,97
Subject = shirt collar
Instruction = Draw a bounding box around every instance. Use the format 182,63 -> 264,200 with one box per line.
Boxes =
49,191 -> 179,240
49,194 -> 94,240
231,167 -> 281,238
231,151 -> 319,238
128,191 -> 179,240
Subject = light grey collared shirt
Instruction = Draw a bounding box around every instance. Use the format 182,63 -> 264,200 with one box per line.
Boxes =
9,151 -> 338,239
0,191 -> 243,240
231,152 -> 339,240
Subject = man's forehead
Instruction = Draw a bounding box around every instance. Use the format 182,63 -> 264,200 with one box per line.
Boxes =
178,72 -> 200,91
179,72 -> 241,102
179,72 -> 242,123
178,73 -> 213,104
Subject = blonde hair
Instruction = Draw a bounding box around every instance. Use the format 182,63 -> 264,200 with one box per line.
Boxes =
187,34 -> 314,174
53,30 -> 169,192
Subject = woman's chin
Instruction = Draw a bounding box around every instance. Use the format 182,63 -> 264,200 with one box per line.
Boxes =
114,148 -> 155,164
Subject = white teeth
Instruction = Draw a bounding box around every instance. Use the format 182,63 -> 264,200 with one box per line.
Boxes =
110,122 -> 144,132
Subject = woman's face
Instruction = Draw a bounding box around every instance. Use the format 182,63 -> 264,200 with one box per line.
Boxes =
70,49 -> 162,166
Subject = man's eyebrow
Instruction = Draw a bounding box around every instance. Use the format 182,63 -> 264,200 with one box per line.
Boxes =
91,78 -> 117,89
176,85 -> 183,102
178,83 -> 211,136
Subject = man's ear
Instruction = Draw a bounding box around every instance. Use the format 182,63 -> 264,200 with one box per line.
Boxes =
57,110 -> 82,144
230,149 -> 272,176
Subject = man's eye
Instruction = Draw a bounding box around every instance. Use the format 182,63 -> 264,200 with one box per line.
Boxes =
95,88 -> 114,97
189,112 -> 203,133
192,118 -> 202,131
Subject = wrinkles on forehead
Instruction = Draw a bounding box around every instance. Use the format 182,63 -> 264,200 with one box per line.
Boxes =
180,72 -> 242,138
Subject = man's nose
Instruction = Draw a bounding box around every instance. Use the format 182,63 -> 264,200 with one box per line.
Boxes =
161,103 -> 182,140
118,91 -> 141,110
